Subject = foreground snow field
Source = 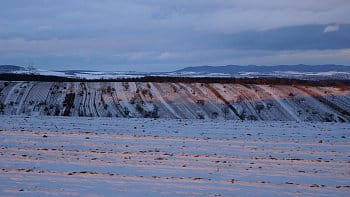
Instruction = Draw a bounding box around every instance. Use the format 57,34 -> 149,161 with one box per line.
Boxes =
0,116 -> 349,196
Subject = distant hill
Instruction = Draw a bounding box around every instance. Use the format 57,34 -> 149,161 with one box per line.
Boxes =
175,64 -> 350,74
0,65 -> 25,73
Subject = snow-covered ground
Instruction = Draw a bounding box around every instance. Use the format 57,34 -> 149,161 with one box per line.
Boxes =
1,81 -> 349,122
0,116 -> 349,196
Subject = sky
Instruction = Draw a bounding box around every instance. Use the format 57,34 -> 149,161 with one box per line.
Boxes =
1,0 -> 350,71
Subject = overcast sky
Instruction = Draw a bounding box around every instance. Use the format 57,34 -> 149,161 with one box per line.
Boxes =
1,0 -> 350,71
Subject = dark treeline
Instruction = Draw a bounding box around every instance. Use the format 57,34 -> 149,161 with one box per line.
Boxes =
0,73 -> 349,87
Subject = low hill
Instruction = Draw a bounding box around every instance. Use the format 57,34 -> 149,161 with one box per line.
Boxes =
0,65 -> 25,73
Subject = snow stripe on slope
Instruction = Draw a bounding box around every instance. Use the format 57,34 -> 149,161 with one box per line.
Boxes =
258,85 -> 301,121
149,83 -> 180,119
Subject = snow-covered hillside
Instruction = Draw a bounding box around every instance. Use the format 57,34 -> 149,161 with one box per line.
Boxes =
0,81 -> 349,122
0,116 -> 349,196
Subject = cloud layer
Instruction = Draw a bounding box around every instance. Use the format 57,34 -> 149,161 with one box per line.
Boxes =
0,0 -> 350,70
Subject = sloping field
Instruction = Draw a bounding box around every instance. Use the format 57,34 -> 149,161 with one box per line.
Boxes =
0,81 -> 350,122
0,116 -> 349,196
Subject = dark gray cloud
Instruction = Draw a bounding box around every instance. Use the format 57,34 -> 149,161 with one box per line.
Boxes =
0,0 -> 350,71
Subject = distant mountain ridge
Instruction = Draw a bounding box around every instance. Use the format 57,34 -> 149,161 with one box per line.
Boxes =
0,65 -> 25,72
175,64 -> 350,74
